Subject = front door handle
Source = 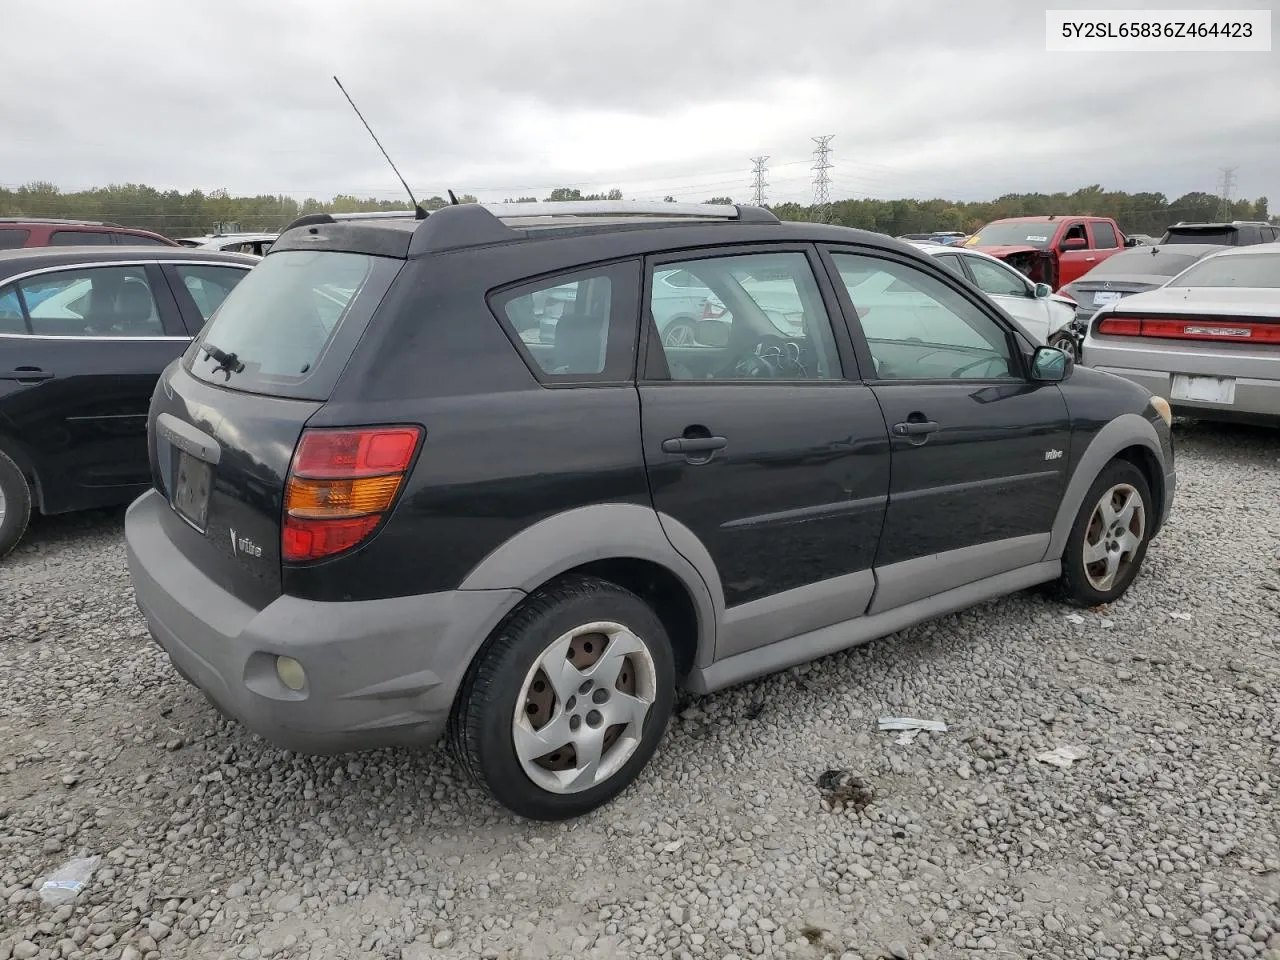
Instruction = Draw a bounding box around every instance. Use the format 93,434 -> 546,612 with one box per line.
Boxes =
0,367 -> 55,383
892,420 -> 939,437
1085,256 -> 1097,262
662,436 -> 728,454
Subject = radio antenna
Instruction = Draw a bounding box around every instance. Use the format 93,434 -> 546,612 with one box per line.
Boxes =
332,76 -> 427,220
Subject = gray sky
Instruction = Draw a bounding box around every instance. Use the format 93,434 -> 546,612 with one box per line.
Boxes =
4,0 -> 1277,206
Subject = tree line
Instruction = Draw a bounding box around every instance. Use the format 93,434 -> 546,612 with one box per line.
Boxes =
1,180 -> 1271,239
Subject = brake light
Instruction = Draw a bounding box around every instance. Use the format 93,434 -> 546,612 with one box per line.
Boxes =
702,300 -> 727,320
1096,316 -> 1280,343
1098,317 -> 1142,336
282,426 -> 421,562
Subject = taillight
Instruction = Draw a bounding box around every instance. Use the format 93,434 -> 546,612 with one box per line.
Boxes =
282,426 -> 421,562
1098,317 -> 1142,336
702,300 -> 727,320
1096,315 -> 1280,343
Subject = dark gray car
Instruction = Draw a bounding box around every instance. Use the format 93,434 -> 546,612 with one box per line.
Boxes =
1060,243 -> 1227,327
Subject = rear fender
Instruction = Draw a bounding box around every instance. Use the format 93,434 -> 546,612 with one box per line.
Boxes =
459,503 -> 722,666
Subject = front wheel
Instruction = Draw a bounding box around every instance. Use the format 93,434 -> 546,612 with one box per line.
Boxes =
450,575 -> 675,820
1049,331 -> 1079,362
1055,459 -> 1153,607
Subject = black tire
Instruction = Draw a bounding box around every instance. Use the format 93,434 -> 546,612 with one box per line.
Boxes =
450,575 -> 675,821
1055,458 -> 1153,607
0,448 -> 33,561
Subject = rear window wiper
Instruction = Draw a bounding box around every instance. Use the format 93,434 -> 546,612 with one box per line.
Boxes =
202,342 -> 245,380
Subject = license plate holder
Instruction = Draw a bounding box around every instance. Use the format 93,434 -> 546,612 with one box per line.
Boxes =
173,451 -> 214,531
1092,291 -> 1122,305
1170,373 -> 1236,405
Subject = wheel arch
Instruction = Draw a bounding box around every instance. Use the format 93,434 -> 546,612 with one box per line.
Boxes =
1044,413 -> 1165,561
459,503 -> 721,679
0,428 -> 46,514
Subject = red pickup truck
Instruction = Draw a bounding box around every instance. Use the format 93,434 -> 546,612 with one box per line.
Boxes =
964,215 -> 1134,291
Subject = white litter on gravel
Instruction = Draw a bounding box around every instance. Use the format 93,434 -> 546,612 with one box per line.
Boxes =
2,423 -> 1278,960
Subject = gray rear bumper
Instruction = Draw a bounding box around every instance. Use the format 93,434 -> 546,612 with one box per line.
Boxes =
125,489 -> 522,755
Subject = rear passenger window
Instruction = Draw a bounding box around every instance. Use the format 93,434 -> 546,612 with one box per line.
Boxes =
1092,222 -> 1119,249
116,234 -> 170,246
0,229 -> 29,250
15,266 -> 163,337
49,230 -> 114,245
494,262 -> 638,383
0,286 -> 24,334
645,251 -> 842,381
172,264 -> 249,323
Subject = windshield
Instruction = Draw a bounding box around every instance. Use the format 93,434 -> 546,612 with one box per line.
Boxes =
188,250 -> 401,398
966,223 -> 1052,248
1084,249 -> 1207,278
1168,254 -> 1280,289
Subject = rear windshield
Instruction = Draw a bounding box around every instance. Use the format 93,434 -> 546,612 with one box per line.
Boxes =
187,250 -> 401,399
1085,249 -> 1207,278
1160,228 -> 1236,245
1168,254 -> 1280,289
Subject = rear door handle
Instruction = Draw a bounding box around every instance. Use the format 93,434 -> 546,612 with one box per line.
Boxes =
1085,256 -> 1097,262
0,367 -> 54,382
662,436 -> 728,454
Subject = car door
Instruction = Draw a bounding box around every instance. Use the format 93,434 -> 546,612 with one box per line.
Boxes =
160,261 -> 253,335
0,261 -> 189,513
956,251 -> 1051,343
821,245 -> 1071,614
637,246 -> 891,660
1056,220 -> 1097,288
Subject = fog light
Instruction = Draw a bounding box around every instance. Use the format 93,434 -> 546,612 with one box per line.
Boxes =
275,656 -> 306,692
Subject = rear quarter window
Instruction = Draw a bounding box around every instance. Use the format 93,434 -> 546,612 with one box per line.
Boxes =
186,250 -> 402,400
0,228 -> 29,249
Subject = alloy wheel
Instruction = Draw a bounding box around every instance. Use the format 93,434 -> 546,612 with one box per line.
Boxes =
513,621 -> 657,795
1082,482 -> 1146,591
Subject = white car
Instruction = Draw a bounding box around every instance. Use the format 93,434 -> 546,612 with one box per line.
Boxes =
907,241 -> 1079,355
1081,242 -> 1280,425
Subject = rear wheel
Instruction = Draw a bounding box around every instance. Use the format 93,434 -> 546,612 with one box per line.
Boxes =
1056,459 -> 1153,606
0,449 -> 32,561
451,575 -> 675,821
662,319 -> 698,347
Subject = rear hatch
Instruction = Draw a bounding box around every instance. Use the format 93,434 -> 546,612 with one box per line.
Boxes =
148,248 -> 403,608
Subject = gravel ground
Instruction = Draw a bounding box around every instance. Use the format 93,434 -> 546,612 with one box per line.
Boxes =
2,421 -> 1278,960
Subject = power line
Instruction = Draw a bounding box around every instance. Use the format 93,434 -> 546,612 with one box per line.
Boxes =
1216,166 -> 1237,220
750,156 -> 769,206
811,135 -> 834,222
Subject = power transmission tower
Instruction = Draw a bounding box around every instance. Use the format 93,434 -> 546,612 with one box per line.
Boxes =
1216,166 -> 1237,220
811,135 -> 834,221
750,156 -> 769,206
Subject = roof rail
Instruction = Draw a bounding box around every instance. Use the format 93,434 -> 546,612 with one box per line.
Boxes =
281,209 -> 424,232
0,216 -> 125,227
480,200 -> 776,222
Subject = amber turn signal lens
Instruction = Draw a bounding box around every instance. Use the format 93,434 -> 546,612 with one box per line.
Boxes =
285,474 -> 403,519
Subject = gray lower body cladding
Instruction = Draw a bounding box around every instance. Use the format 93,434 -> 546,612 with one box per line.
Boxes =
126,489 -> 522,754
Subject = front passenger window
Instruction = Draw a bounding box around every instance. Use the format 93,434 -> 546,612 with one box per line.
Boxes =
832,253 -> 1016,381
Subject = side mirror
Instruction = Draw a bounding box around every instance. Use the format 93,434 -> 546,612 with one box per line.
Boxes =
1033,282 -> 1053,299
1060,237 -> 1088,251
1031,345 -> 1072,382
1123,236 -> 1139,247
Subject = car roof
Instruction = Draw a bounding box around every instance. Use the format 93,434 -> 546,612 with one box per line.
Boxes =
983,215 -> 1105,223
0,246 -> 259,278
1166,220 -> 1270,228
1195,240 -> 1280,259
1111,242 -> 1227,257
907,240 -> 1011,266
200,233 -> 278,243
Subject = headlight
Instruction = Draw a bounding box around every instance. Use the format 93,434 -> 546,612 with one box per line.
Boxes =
1149,396 -> 1172,427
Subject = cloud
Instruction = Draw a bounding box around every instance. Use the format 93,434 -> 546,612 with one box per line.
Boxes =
1,0 -> 1276,206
